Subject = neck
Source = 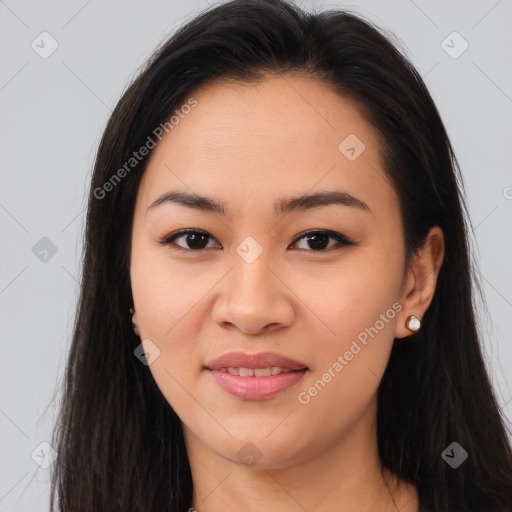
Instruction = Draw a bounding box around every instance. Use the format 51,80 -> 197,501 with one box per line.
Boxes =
183,396 -> 418,512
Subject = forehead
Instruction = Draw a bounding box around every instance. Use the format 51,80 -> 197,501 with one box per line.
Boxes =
137,74 -> 397,218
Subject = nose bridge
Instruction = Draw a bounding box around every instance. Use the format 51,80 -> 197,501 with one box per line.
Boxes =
231,235 -> 275,305
212,234 -> 294,333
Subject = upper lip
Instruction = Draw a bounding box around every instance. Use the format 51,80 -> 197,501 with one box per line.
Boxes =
205,351 -> 308,371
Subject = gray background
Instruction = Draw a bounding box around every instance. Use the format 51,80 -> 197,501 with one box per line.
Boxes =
1,0 -> 511,509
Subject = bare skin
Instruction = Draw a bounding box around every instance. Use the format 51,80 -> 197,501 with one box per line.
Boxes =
130,73 -> 444,511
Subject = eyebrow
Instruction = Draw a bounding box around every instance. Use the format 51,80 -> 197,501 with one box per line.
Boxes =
147,189 -> 370,216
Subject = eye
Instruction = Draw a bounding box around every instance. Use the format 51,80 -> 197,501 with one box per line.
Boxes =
158,229 -> 220,251
289,230 -> 356,252
157,229 -> 355,252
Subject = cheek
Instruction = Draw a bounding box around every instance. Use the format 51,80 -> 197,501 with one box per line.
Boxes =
130,245 -> 209,426
291,246 -> 403,411
130,240 -> 226,415
130,238 -> 210,340
294,244 -> 402,347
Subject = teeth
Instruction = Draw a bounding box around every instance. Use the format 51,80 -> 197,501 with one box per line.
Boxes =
254,367 -> 272,377
222,366 -> 294,377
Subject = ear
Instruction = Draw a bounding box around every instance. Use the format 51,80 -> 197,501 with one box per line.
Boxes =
131,308 -> 141,337
395,226 -> 445,339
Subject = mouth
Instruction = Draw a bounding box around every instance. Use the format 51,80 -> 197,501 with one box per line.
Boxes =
215,366 -> 301,376
205,351 -> 309,400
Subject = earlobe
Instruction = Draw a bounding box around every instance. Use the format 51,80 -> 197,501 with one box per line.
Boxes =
394,226 -> 445,339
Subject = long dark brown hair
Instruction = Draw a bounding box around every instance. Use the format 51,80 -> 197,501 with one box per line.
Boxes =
49,0 -> 512,510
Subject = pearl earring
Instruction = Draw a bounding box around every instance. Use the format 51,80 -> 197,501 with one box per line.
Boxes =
405,314 -> 421,332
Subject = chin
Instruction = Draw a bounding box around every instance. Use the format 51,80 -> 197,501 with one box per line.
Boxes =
206,431 -> 311,470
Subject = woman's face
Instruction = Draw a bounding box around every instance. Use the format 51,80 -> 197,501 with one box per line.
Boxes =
130,74 -> 410,469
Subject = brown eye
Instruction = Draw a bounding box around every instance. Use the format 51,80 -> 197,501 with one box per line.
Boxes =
290,230 -> 355,252
159,229 -> 355,253
160,230 -> 219,251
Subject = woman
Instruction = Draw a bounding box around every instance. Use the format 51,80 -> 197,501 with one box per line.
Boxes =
49,0 -> 512,510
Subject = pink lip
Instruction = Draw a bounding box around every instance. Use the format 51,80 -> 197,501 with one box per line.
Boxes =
207,369 -> 308,400
205,351 -> 307,371
205,351 -> 308,400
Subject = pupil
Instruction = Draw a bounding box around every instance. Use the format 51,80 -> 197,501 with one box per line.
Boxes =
307,234 -> 328,250
187,233 -> 208,249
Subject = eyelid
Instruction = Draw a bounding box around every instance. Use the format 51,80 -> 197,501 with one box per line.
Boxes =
157,228 -> 356,252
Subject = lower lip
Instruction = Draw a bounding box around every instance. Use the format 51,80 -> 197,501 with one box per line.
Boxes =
207,369 -> 307,400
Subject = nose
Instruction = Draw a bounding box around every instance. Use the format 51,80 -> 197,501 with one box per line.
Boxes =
211,253 -> 295,336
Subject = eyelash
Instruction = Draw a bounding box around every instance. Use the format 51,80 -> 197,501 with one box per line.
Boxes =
157,229 -> 356,253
